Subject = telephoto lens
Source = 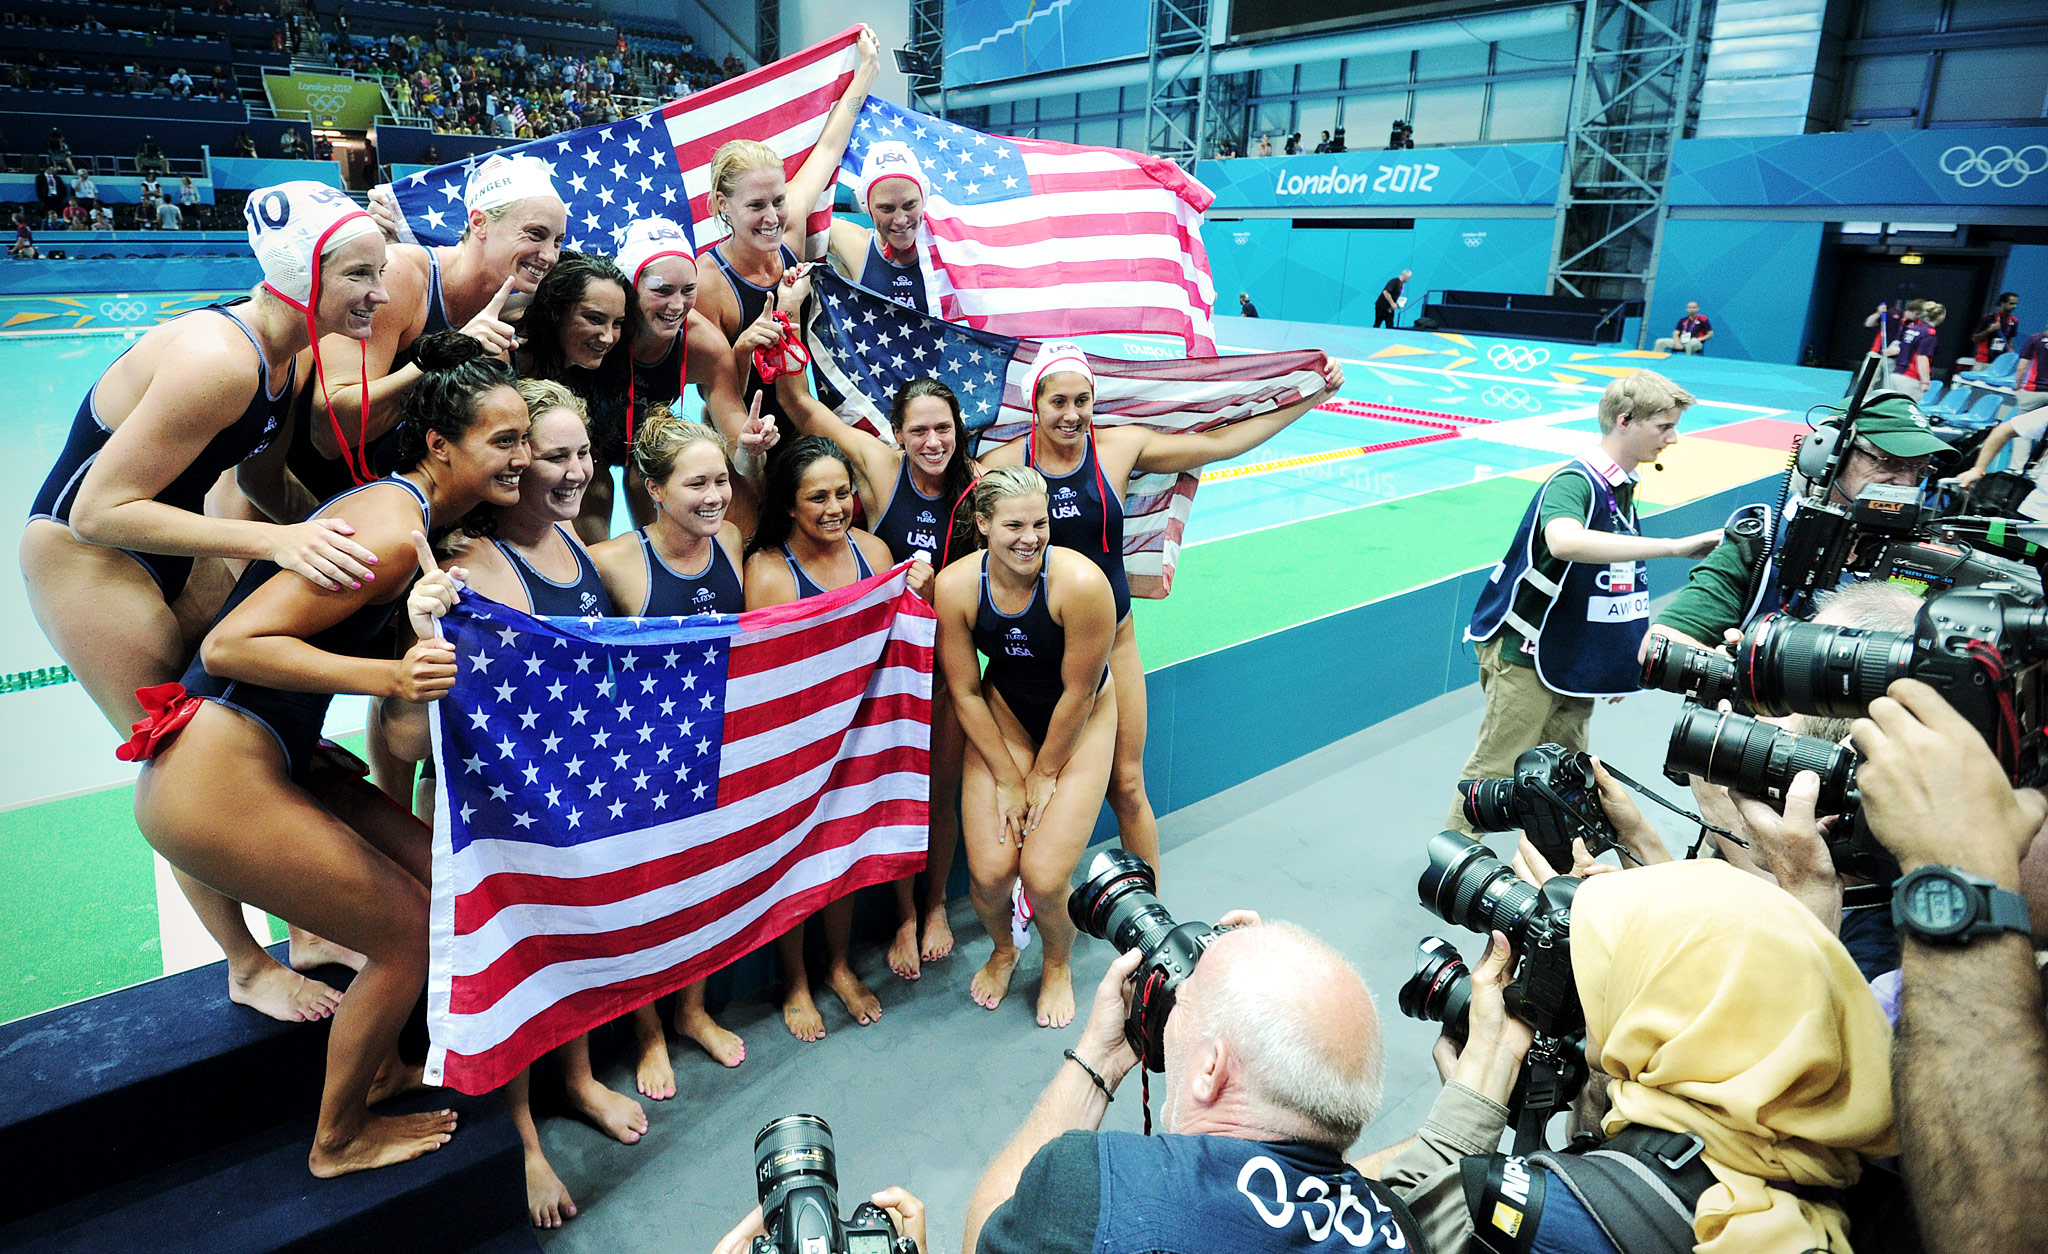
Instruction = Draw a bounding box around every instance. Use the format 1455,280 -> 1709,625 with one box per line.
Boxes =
1639,634 -> 1741,708
1738,614 -> 1916,719
751,1115 -> 842,1254
1397,936 -> 1473,1043
1663,705 -> 1858,812
1418,831 -> 1541,941
1068,847 -> 1177,955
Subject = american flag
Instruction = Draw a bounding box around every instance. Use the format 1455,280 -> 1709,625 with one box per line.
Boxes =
422,565 -> 933,1095
837,96 -> 1221,355
807,266 -> 1330,599
383,27 -> 865,257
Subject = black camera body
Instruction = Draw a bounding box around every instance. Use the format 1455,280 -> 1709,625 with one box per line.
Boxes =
750,1115 -> 918,1254
1460,744 -> 1619,874
1408,831 -> 1583,1040
1069,848 -> 1226,1072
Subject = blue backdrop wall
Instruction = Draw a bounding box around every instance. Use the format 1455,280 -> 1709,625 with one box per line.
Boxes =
1649,219 -> 1826,366
1206,215 -> 1555,328
2003,246 -> 2048,313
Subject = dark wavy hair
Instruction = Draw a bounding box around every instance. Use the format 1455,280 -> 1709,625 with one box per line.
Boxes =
391,330 -> 520,471
518,250 -> 645,463
744,435 -> 858,559
888,377 -> 979,564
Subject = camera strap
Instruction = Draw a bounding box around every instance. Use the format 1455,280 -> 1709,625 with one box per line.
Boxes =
1462,1128 -> 1713,1254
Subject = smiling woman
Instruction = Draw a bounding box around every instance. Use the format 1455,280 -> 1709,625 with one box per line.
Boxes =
517,251 -> 648,541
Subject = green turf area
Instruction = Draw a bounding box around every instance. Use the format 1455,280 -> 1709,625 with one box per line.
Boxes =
0,785 -> 162,1023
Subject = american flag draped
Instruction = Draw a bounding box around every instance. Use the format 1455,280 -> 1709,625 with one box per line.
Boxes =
807,266 -> 1330,599
382,27 -> 866,256
836,96 -> 1221,355
422,565 -> 933,1095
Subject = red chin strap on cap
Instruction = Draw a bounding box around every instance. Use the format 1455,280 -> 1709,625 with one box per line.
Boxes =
264,208 -> 374,485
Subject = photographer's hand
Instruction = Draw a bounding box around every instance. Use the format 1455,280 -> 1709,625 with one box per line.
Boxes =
1730,770 -> 1842,933
1075,947 -> 1144,1088
711,1206 -> 765,1254
1513,835 -> 1615,885
868,1188 -> 927,1253
1851,678 -> 2046,885
1590,756 -> 1673,865
1433,931 -> 1534,1107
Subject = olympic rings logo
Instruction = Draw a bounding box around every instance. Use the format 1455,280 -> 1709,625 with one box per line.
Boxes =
1486,344 -> 1550,372
1481,385 -> 1542,411
1939,145 -> 2047,189
302,90 -> 351,114
98,300 -> 149,322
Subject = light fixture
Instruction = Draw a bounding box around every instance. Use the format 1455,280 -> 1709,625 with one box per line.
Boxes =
1900,253 -> 1924,265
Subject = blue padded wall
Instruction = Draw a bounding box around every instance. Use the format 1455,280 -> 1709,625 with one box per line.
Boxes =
2001,246 -> 2048,311
1650,218 -> 1825,365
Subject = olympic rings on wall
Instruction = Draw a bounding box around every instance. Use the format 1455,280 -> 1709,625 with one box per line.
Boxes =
1939,145 -> 2047,189
97,300 -> 149,322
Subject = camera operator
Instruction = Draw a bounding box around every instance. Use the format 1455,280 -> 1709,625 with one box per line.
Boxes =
964,916 -> 1536,1253
1850,679 -> 2048,1254
1643,392 -> 1947,658
1453,371 -> 1722,833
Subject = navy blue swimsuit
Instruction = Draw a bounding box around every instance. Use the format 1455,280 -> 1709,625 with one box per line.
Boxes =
971,554 -> 1097,744
630,327 -> 686,416
30,299 -> 293,600
637,529 -> 743,617
1025,432 -> 1131,622
782,538 -> 873,600
858,236 -> 927,314
496,523 -> 612,617
180,476 -> 429,780
707,241 -> 797,429
869,460 -> 949,564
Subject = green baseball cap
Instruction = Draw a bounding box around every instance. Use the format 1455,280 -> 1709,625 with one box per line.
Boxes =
1838,392 -> 1951,458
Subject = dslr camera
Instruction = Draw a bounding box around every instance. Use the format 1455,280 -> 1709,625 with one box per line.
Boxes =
748,1115 -> 919,1254
1400,832 -> 1583,1042
1068,848 -> 1227,1072
1459,744 -> 1619,874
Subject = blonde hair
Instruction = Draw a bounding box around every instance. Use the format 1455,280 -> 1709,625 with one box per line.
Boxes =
1599,369 -> 1695,433
1920,301 -> 1946,322
459,200 -> 514,243
514,377 -> 588,430
631,402 -> 732,483
969,466 -> 1048,546
708,140 -> 784,215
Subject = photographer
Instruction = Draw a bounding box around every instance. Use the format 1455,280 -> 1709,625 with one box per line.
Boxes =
1453,371 -> 1721,833
964,916 -> 1535,1253
1644,392 -> 1947,657
1850,679 -> 2048,1254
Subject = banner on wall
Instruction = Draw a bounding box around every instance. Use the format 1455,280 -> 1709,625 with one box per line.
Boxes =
1196,143 -> 1564,211
262,72 -> 386,129
943,0 -> 1148,87
1669,127 -> 2048,209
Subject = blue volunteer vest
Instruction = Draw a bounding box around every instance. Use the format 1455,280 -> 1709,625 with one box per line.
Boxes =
1094,1132 -> 1409,1253
1467,460 -> 1647,697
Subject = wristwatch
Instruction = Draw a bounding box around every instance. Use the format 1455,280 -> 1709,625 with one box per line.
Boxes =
1892,865 -> 2033,945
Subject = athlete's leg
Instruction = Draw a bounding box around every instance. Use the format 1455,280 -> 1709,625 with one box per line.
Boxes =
1104,616 -> 1160,870
821,895 -> 881,1026
775,924 -> 824,1042
507,1068 -> 577,1229
630,1002 -> 675,1100
921,683 -> 962,962
961,687 -> 1034,1011
555,1033 -> 648,1143
1018,688 -> 1117,1029
22,522 -> 342,1021
133,705 -> 455,1177
674,977 -> 745,1066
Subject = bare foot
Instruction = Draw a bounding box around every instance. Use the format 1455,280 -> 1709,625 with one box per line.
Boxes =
970,949 -> 1019,1010
677,1008 -> 747,1067
827,964 -> 882,1026
229,959 -> 343,1023
525,1144 -> 578,1229
634,1029 -> 676,1101
288,927 -> 367,973
783,985 -> 826,1043
921,906 -> 955,964
1036,960 -> 1076,1028
368,1054 -> 428,1106
308,1109 -> 458,1178
888,916 -> 921,981
565,1075 -> 647,1144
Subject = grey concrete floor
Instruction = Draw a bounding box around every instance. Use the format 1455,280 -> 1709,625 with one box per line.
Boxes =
534,679 -> 1702,1254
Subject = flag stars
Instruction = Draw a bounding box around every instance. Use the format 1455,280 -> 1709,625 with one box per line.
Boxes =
640,674 -> 658,693
591,729 -> 612,749
497,736 -> 518,759
616,702 -> 635,721
469,709 -> 492,730
471,652 -> 494,674
464,754 -> 485,774
547,680 -> 566,701
588,777 -> 607,797
699,692 -> 716,710
519,707 -> 540,729
652,792 -> 669,810
659,697 -> 676,716
459,802 -> 475,823
564,755 -> 585,777
545,783 -> 562,806
523,763 -> 541,786
514,812 -> 536,829
565,808 -> 582,829
525,657 -> 544,675
489,782 -> 511,802
569,705 -> 590,726
496,626 -> 520,647
632,771 -> 650,791
608,799 -> 626,819
692,781 -> 709,801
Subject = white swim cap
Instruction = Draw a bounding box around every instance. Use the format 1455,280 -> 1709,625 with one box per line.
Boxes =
245,181 -> 380,308
465,153 -> 561,215
857,141 -> 928,207
615,216 -> 696,286
1025,340 -> 1093,402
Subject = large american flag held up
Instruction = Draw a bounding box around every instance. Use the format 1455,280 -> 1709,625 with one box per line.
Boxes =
837,96 -> 1221,355
806,266 -> 1330,599
422,564 -> 933,1095
383,28 -> 866,257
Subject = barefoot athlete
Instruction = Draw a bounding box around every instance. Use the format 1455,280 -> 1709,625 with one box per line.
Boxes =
776,364 -> 976,979
934,467 -> 1116,1030
590,405 -> 767,1070
822,140 -> 931,313
125,331 -> 528,1176
516,251 -> 643,542
21,181 -> 387,1023
742,436 -> 922,1041
980,341 -> 1343,872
